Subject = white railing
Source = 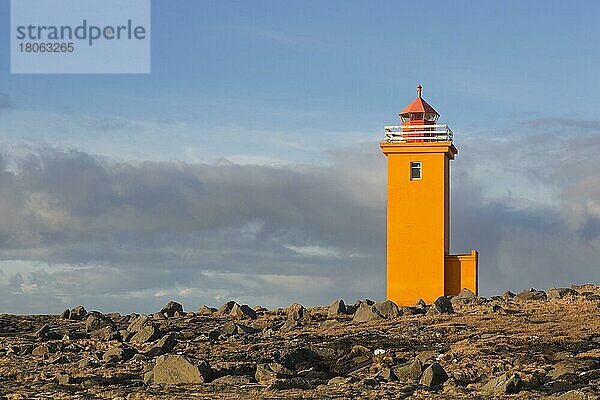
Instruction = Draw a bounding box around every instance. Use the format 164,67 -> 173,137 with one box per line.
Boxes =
384,124 -> 453,142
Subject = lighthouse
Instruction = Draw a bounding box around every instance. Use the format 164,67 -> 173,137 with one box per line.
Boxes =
380,85 -> 478,305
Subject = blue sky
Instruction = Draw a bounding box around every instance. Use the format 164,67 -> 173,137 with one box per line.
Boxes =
2,1 -> 600,162
0,1 -> 599,313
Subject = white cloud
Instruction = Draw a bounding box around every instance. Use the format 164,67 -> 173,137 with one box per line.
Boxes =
0,122 -> 598,313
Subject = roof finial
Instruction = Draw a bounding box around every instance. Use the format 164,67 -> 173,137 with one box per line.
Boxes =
416,84 -> 422,98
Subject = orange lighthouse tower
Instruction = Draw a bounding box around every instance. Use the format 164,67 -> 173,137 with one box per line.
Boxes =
380,85 -> 478,305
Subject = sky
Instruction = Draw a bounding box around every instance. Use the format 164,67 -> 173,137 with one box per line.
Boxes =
0,0 -> 599,313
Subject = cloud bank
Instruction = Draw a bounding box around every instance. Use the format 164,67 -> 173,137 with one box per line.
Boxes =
0,124 -> 598,313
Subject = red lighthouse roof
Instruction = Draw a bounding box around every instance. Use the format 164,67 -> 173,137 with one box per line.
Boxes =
400,85 -> 439,116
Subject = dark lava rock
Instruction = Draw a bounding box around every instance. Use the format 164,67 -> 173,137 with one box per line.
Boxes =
373,300 -> 402,319
551,359 -> 598,382
229,303 -> 257,320
32,343 -> 56,358
90,326 -> 120,341
128,315 -> 159,343
327,299 -> 347,318
160,301 -> 184,318
85,312 -> 117,333
79,355 -> 100,368
279,318 -> 302,332
144,333 -> 177,357
516,288 -> 547,301
336,354 -> 371,375
70,305 -> 88,320
412,299 -> 427,314
427,296 -> 454,315
416,350 -> 438,365
419,362 -> 448,388
377,367 -> 398,381
197,305 -> 217,315
61,305 -> 88,320
352,303 -> 384,323
286,303 -> 312,323
218,301 -> 238,315
482,372 -> 522,394
35,324 -> 50,339
102,344 -> 136,362
393,358 -> 423,383
548,287 -> 579,300
55,372 -> 74,385
278,347 -> 326,373
144,355 -> 212,385
360,377 -> 380,388
502,291 -> 516,301
220,321 -> 258,336
450,288 -> 477,306
401,306 -> 426,315
255,363 -> 293,384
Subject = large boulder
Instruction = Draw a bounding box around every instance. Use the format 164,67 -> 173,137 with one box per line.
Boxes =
144,355 -> 212,385
220,321 -> 259,336
160,301 -> 184,317
279,318 -> 301,332
255,363 -> 293,384
416,350 -> 438,365
413,299 -> 427,314
482,372 -> 522,394
197,305 -> 217,315
128,315 -> 159,343
103,344 -> 137,362
32,343 -> 56,358
548,287 -> 579,300
62,305 -> 87,320
419,362 -> 448,388
90,326 -> 120,341
144,333 -> 177,357
35,324 -> 51,339
327,300 -> 347,318
516,288 -> 547,301
392,358 -> 422,383
427,296 -> 454,315
450,288 -> 477,306
372,300 -> 401,319
502,291 -> 516,301
85,312 -> 117,333
352,303 -> 384,323
278,347 -> 326,373
286,303 -> 312,323
229,303 -> 257,320
218,301 -> 238,315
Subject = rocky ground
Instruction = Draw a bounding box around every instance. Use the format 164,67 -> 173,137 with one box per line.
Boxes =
1,285 -> 600,399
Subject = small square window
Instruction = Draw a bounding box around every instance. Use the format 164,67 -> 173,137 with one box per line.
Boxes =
410,161 -> 422,180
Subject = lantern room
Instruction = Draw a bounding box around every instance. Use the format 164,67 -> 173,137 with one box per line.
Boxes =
384,85 -> 452,143
399,85 -> 439,126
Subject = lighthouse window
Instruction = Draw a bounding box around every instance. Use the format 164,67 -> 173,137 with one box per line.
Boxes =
425,113 -> 438,122
410,162 -> 422,180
